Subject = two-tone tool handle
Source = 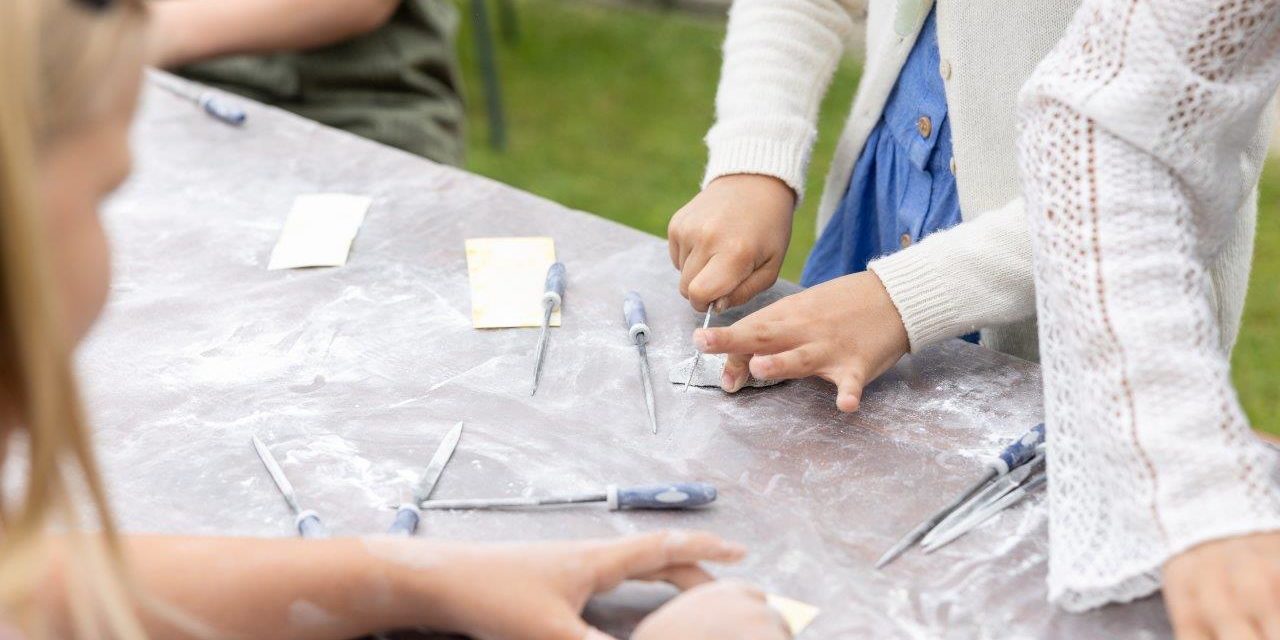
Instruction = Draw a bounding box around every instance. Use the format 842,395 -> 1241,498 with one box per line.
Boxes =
197,93 -> 247,126
623,291 -> 650,343
989,423 -> 1046,475
606,483 -> 717,510
295,510 -> 329,538
385,505 -> 421,536
542,262 -> 567,310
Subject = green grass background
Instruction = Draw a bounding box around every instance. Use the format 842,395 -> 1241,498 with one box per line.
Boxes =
456,0 -> 1277,431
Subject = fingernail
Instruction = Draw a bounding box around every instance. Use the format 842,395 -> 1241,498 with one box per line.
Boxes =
721,541 -> 748,559
723,369 -> 747,393
693,330 -> 709,351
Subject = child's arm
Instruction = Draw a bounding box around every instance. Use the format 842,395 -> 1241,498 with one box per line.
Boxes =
1019,0 -> 1280,629
147,0 -> 400,68
669,0 -> 863,312
38,531 -> 745,639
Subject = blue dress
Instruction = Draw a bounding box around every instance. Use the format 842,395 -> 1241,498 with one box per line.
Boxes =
802,9 -> 961,291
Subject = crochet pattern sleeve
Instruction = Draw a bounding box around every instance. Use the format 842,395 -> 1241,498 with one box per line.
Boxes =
1018,0 -> 1280,611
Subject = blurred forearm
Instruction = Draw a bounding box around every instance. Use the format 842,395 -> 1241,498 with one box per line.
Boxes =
148,0 -> 399,68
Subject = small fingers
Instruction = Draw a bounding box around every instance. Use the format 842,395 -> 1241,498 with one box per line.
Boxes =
747,346 -> 823,381
720,262 -> 782,310
678,249 -> 711,302
635,564 -> 715,590
835,373 -> 866,413
592,531 -> 746,591
687,252 -> 753,312
722,353 -> 751,393
695,318 -> 794,357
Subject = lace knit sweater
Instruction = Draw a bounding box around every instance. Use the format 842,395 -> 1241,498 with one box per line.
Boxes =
1019,0 -> 1280,611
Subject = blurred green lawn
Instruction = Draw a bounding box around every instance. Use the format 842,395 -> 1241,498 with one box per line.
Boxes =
457,0 -> 1277,431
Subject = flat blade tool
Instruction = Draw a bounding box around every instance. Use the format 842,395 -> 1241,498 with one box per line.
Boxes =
419,482 -> 717,511
875,423 -> 1045,569
251,435 -> 327,538
623,292 -> 659,434
386,421 -> 464,536
530,262 -> 566,396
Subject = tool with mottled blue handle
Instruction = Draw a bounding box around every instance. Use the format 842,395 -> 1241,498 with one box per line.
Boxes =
875,423 -> 1046,569
384,422 -> 464,536
197,93 -> 247,126
623,292 -> 659,434
530,262 -> 566,396
251,436 -> 329,538
419,482 -> 717,511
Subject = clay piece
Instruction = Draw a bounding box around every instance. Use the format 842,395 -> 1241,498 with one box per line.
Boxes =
668,354 -> 783,389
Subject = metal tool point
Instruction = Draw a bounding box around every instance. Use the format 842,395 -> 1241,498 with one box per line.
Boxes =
683,302 -> 718,392
624,292 -> 659,434
530,262 -> 566,396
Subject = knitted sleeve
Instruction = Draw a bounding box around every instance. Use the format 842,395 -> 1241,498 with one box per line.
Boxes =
1018,0 -> 1280,611
702,0 -> 862,198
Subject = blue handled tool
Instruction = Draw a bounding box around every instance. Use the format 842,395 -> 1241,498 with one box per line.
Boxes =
922,472 -> 1047,553
385,421 -> 464,536
682,300 -> 722,393
920,450 -> 1045,548
419,482 -> 717,511
875,423 -> 1045,569
150,72 -> 247,127
251,436 -> 328,538
623,292 -> 659,434
530,262 -> 566,396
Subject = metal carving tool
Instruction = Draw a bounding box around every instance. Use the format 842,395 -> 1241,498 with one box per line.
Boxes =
683,299 -> 722,392
251,435 -> 327,538
149,71 -> 247,126
922,472 -> 1047,553
920,450 -> 1045,548
623,292 -> 659,434
875,423 -> 1045,569
386,421 -> 465,536
419,482 -> 717,511
530,262 -> 566,396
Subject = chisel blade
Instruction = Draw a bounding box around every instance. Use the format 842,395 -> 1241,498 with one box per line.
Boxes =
252,435 -> 300,514
683,306 -> 714,392
637,342 -> 658,434
413,422 -> 464,503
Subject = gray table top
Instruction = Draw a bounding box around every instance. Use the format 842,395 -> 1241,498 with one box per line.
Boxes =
80,75 -> 1171,638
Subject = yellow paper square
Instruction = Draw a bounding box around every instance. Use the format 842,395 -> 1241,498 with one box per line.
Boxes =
767,594 -> 820,635
465,237 -> 563,329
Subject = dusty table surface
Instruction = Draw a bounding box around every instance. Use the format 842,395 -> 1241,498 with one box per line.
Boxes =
79,76 -> 1171,638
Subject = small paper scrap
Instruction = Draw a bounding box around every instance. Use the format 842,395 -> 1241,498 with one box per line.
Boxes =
465,237 -> 562,329
267,194 -> 371,270
767,594 -> 820,635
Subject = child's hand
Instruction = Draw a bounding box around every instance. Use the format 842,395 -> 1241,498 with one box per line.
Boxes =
632,581 -> 792,640
668,174 -> 796,312
1163,532 -> 1280,639
381,530 -> 746,640
694,271 -> 908,412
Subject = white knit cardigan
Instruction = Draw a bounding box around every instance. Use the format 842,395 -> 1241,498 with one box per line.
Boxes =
702,0 -> 1254,364
1020,0 -> 1280,611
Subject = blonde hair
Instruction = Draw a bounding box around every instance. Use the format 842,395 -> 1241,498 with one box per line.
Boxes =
0,0 -> 149,637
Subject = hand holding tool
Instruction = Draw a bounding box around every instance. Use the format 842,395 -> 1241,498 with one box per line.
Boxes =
530,262 -> 566,396
623,292 -> 659,434
385,421 -> 464,536
419,482 -> 717,511
683,300 -> 723,393
251,435 -> 328,538
875,423 -> 1045,569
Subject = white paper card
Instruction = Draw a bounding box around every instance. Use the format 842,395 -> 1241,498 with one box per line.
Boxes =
767,594 -> 820,635
465,237 -> 561,329
267,194 -> 371,270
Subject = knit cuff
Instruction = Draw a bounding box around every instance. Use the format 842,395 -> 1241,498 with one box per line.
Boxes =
869,249 -> 966,352
703,117 -> 816,199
